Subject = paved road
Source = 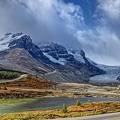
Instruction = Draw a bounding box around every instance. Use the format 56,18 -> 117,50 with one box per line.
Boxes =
0,74 -> 27,83
88,90 -> 120,95
48,112 -> 120,120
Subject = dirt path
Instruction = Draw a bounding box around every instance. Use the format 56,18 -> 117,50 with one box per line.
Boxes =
0,74 -> 27,83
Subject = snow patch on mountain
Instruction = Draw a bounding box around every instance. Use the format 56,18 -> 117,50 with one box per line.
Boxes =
68,50 -> 85,63
12,33 -> 25,40
43,52 -> 66,65
0,33 -> 12,51
39,42 -> 74,65
0,33 -> 25,51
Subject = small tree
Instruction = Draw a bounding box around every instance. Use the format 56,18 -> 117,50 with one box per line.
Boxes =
61,104 -> 67,113
3,86 -> 7,90
86,100 -> 91,104
76,100 -> 81,106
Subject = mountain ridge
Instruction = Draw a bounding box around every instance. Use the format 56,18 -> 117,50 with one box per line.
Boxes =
0,33 -> 106,83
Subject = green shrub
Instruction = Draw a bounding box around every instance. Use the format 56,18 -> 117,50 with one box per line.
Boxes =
76,100 -> 81,106
61,104 -> 68,113
43,114 -> 60,119
0,71 -> 20,79
86,100 -> 91,104
26,74 -> 33,79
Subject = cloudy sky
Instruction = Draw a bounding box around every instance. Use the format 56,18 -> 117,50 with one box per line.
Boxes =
0,0 -> 120,66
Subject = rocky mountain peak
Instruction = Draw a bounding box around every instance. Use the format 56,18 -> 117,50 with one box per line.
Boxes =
0,32 -> 27,51
39,42 -> 68,54
0,33 -> 46,62
39,42 -> 75,65
8,33 -> 32,49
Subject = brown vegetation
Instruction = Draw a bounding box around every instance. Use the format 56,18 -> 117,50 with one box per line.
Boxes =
0,75 -> 53,99
0,75 -> 52,89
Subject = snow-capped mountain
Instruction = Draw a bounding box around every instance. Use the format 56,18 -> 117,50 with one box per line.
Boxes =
0,33 -> 106,83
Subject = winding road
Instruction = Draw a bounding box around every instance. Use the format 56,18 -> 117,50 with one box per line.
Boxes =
0,74 -> 27,83
49,112 -> 120,120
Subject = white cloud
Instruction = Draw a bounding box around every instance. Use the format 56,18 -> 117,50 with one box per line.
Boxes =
98,0 -> 120,39
54,2 -> 84,33
98,0 -> 120,20
74,0 -> 120,65
0,0 -> 82,48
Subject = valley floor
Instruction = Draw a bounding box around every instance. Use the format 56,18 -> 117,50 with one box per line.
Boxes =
54,83 -> 120,98
0,75 -> 120,99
